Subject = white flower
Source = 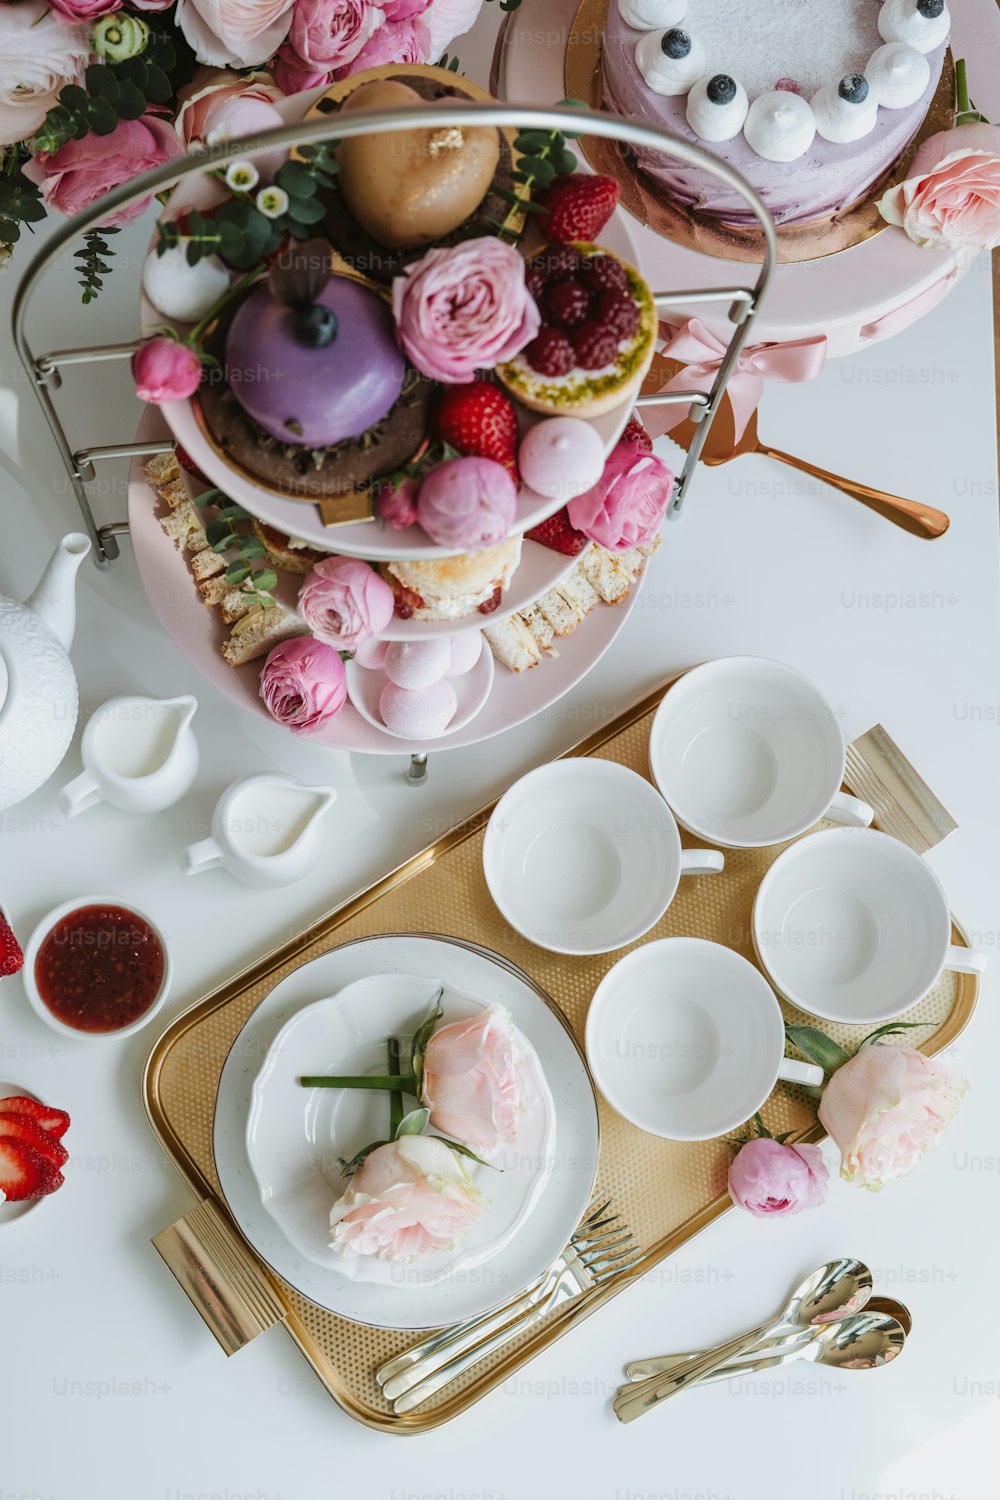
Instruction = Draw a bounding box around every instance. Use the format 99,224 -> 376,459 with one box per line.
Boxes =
0,0 -> 90,148
225,160 -> 260,192
256,186 -> 289,219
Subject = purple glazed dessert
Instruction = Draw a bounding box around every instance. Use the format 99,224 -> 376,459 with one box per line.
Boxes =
225,277 -> 406,448
601,0 -> 947,225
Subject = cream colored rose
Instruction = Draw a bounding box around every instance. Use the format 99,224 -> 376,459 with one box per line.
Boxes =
329,1136 -> 486,1262
175,0 -> 297,68
0,1 -> 90,148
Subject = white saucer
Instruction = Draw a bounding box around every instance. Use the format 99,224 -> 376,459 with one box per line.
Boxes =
247,973 -> 556,1285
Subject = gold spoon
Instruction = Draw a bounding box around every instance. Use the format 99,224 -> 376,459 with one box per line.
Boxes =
642,355 -> 950,540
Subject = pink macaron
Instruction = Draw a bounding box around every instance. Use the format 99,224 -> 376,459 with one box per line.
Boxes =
445,631 -> 483,678
379,678 -> 458,739
384,639 -> 452,691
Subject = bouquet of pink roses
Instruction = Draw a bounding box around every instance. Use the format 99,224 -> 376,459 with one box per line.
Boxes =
0,0 -> 493,289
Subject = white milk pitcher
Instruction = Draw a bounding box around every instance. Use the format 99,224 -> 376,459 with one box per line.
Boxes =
181,773 -> 337,888
60,694 -> 199,816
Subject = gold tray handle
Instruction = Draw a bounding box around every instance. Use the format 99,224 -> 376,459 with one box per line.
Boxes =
152,1199 -> 285,1356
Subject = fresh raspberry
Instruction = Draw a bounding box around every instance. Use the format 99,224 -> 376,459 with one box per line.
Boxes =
593,289 -> 639,339
0,911 -> 22,978
0,1114 -> 68,1169
572,321 -> 621,370
537,173 -> 621,244
775,77 -> 803,94
578,253 -> 629,294
543,280 -> 592,331
525,507 -> 590,555
525,327 -> 575,377
535,245 -> 582,283
0,1137 -> 63,1202
620,416 -> 654,452
433,382 -> 519,476
0,1096 -> 70,1139
525,262 -> 548,302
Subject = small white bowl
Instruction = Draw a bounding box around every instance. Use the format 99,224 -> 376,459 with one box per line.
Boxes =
23,895 -> 172,1041
0,1080 -> 47,1227
482,759 -> 723,955
585,937 -> 823,1140
345,638 -> 494,742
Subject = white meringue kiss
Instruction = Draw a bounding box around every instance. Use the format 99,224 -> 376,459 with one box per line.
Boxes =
636,28 -> 705,95
878,0 -> 950,54
618,0 -> 686,31
744,90 -> 817,162
811,81 -> 878,144
866,41 -> 931,107
686,75 -> 748,142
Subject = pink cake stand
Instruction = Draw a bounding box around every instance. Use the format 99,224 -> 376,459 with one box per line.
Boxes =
495,0 -> 1000,357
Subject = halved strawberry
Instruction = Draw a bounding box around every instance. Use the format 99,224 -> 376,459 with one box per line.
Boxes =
0,1095 -> 70,1140
537,174 -> 621,244
0,1114 -> 68,1169
433,383 -> 519,478
0,910 -> 23,978
174,444 -> 210,486
0,1137 -> 63,1201
526,507 -> 589,556
620,415 -> 653,453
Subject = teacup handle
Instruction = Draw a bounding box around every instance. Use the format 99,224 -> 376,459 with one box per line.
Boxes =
181,838 -> 224,877
824,791 -> 875,828
944,945 -> 987,976
59,770 -> 104,819
777,1058 -> 825,1088
679,849 -> 725,876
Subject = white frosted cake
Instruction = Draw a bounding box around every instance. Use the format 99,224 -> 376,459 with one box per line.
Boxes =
602,0 -> 949,224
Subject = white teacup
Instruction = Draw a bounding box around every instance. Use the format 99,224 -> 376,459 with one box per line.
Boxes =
181,773 -> 337,888
482,759 -> 724,956
585,937 -> 824,1140
649,657 -> 873,848
60,694 -> 198,817
752,827 -> 986,1025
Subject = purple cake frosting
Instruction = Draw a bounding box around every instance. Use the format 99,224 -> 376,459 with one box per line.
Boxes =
602,3 -> 946,225
225,278 -> 406,448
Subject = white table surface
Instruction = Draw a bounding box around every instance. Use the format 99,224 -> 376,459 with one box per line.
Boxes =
2,13 -> 999,1497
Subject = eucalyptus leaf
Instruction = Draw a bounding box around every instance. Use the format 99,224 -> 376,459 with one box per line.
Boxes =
337,1140 -> 390,1178
860,1021 -> 926,1048
395,1108 -> 430,1139
434,1137 -> 496,1171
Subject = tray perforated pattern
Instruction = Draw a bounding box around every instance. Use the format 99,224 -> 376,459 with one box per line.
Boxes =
147,699 -> 974,1431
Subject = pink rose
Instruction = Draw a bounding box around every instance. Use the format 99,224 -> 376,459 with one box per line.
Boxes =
421,1006 -> 522,1158
175,0 -> 296,67
131,338 -> 203,403
0,2 -> 89,148
289,0 -> 381,72
421,0 -> 482,57
128,0 -> 176,9
381,0 -> 431,19
48,0 -> 120,18
24,114 -> 182,227
259,635 -> 347,735
175,70 -> 287,179
393,238 -> 540,384
272,41 -> 330,94
728,1138 -> 829,1219
338,15 -> 431,74
297,556 -> 394,650
878,123 -> 1000,253
417,456 -> 517,551
567,438 -> 673,551
329,1136 -> 486,1261
378,475 -> 420,530
818,1045 -> 967,1191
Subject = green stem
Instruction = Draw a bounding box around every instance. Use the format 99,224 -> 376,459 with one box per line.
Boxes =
955,58 -> 970,120
187,264 -> 264,348
388,1038 -> 404,1136
299,1073 -> 417,1090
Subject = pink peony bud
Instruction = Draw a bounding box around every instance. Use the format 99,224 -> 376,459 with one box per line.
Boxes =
297,556 -> 394,651
728,1137 -> 829,1218
258,635 -> 347,736
131,337 -> 203,403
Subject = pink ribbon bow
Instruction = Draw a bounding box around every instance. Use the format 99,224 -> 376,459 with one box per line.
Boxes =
649,318 -> 828,442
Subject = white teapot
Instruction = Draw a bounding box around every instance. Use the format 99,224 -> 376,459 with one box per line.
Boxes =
0,533 -> 91,811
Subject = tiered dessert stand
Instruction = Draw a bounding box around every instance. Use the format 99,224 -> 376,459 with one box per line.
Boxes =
12,99 -> 776,770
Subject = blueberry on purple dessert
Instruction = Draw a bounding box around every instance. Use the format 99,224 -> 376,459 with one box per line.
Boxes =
838,73 -> 869,103
917,0 -> 944,16
706,74 -> 737,105
661,28 -> 691,57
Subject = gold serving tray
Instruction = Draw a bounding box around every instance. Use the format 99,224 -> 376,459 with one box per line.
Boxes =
143,675 -> 978,1432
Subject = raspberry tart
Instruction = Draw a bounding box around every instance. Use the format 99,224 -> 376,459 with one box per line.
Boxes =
496,243 -> 657,418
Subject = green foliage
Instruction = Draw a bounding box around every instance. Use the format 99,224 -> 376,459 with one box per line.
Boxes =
34,32 -> 177,154
492,99 -> 583,240
195,488 -> 277,609
0,152 -> 45,247
75,226 -> 119,305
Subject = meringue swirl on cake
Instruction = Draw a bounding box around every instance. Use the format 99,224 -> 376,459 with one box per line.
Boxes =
878,0 -> 950,54
811,74 -> 879,144
636,27 -> 706,95
743,90 -> 817,163
686,73 -> 749,142
618,0 -> 687,29
866,41 -> 931,108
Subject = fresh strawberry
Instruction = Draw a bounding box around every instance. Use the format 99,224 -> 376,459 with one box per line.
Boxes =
0,910 -> 23,978
620,415 -> 653,453
174,444 -> 209,486
526,507 -> 589,556
0,1095 -> 70,1140
0,1137 -> 63,1201
537,174 -> 620,244
0,1113 -> 68,1169
433,383 -> 519,477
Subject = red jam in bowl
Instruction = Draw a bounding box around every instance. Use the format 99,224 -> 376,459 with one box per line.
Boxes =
33,904 -> 165,1034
